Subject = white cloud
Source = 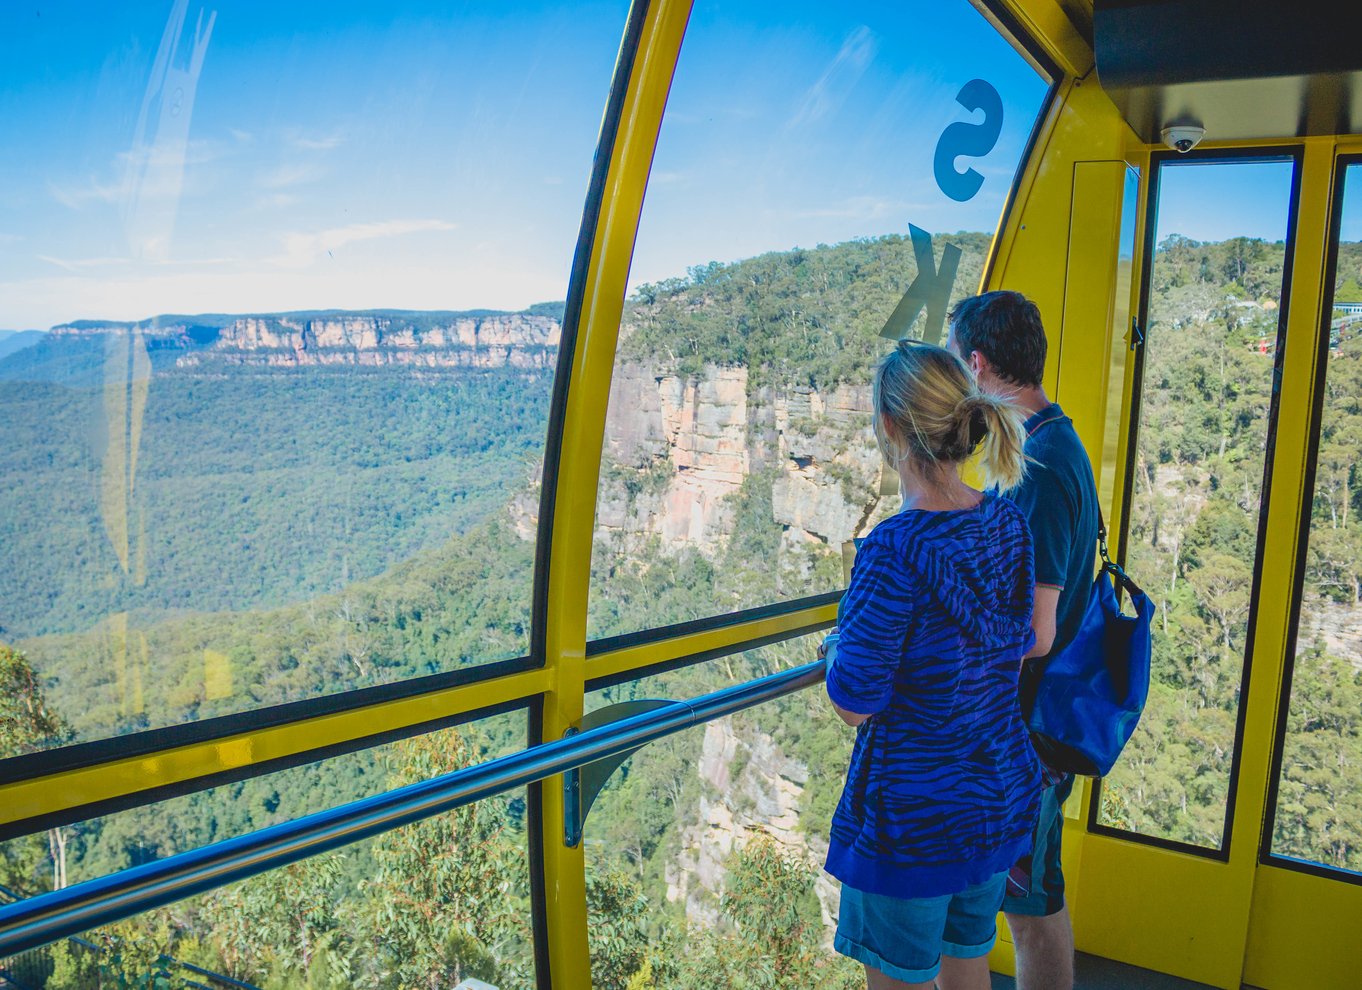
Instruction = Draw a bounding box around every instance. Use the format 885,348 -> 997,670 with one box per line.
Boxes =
254,192 -> 300,210
257,162 -> 324,190
790,26 -> 877,128
47,140 -> 225,211
269,219 -> 457,268
287,131 -> 345,152
47,176 -> 122,209
778,196 -> 918,222
38,255 -> 131,273
38,253 -> 245,274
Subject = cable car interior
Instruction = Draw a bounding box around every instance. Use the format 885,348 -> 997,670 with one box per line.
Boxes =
1,0 -> 1360,987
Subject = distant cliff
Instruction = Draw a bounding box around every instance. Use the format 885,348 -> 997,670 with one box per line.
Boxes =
49,309 -> 562,371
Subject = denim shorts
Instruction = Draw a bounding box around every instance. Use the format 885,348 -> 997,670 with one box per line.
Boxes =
834,871 -> 1008,983
1002,773 -> 1074,917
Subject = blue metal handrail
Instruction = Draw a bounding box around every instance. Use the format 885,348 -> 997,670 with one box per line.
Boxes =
0,660 -> 826,957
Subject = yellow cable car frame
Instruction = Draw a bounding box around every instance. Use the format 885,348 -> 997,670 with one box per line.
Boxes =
2,1 -> 1360,987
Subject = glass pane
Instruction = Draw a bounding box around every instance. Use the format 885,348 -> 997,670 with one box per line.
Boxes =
585,634 -> 871,988
586,0 -> 1051,640
1268,162 -> 1362,875
1099,159 -> 1296,848
0,718 -> 532,988
0,2 -> 627,749
0,702 -> 524,887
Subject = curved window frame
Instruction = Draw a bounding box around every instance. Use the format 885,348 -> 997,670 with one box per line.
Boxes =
579,0 -> 1061,654
1088,145 -> 1307,861
1257,150 -> 1362,888
1,0 -> 1060,856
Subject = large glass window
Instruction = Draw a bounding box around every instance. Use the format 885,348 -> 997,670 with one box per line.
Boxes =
1099,157 -> 1297,849
583,633 -> 866,988
0,2 -> 627,749
1267,161 -> 1362,876
585,0 -> 1052,640
0,711 -> 532,987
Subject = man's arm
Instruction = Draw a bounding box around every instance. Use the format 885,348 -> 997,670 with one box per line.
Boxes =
1011,458 -> 1079,662
1025,584 -> 1061,659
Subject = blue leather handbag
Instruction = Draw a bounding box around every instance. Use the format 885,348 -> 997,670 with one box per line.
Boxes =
1025,513 -> 1153,777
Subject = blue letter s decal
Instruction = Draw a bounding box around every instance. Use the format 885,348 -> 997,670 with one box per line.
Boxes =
933,79 -> 1004,203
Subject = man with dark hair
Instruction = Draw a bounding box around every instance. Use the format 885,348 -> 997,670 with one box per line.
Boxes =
947,289 -> 1099,990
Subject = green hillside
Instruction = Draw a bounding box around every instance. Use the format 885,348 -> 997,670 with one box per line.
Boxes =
2,231 -> 1361,988
622,230 -> 992,386
0,361 -> 552,642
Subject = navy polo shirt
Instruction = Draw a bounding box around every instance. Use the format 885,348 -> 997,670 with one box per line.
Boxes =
1010,403 -> 1100,665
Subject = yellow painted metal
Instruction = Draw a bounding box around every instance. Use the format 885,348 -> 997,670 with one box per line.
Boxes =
535,1 -> 693,985
1229,138 -> 1346,989
986,76 -> 1138,389
0,665 -> 550,831
1074,835 -> 1252,987
986,0 -> 1093,79
1244,864 -> 1362,989
586,602 -> 836,684
1054,160 -> 1137,489
1054,138 -> 1342,989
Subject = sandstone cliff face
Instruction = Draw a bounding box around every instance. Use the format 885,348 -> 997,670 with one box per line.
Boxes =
52,313 -> 561,371
211,313 -> 560,355
597,361 -> 890,557
665,718 -> 842,936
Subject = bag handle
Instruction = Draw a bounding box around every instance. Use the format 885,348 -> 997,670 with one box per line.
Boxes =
1027,411 -> 1146,599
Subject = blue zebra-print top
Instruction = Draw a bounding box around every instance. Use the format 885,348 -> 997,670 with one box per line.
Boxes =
825,491 -> 1042,898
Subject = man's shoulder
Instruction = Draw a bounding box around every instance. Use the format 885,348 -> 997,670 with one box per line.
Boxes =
1024,411 -> 1094,490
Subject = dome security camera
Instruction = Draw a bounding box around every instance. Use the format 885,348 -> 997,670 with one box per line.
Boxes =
1161,124 -> 1206,154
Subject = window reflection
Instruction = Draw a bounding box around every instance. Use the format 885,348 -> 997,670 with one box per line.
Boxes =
1099,159 -> 1295,848
0,2 -> 626,749
1268,162 -> 1362,876
586,0 -> 1051,640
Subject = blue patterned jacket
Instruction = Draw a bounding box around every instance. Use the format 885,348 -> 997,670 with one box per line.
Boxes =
825,492 -> 1041,898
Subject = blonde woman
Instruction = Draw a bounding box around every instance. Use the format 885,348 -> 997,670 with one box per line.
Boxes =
824,340 -> 1040,990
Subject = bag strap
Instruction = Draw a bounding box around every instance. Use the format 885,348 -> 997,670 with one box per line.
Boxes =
1026,410 -> 1146,599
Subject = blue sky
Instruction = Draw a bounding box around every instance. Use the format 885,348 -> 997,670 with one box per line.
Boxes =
0,0 -> 630,328
0,0 -> 1054,330
627,1 -> 1049,292
1154,159 -> 1296,245
6,3 -> 1358,334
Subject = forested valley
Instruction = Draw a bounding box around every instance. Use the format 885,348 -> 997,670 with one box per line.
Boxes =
2,231 -> 1360,988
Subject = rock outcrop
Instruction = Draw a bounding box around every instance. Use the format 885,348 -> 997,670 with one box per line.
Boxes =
51,311 -> 561,371
665,718 -> 842,936
597,361 -> 890,560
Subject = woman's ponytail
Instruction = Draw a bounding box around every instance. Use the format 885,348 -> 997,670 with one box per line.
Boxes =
956,391 -> 1027,491
873,340 -> 1027,490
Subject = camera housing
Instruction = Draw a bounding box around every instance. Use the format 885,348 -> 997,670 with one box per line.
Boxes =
1161,124 -> 1206,154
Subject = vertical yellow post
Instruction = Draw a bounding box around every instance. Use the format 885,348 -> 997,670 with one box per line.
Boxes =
537,2 -> 693,986
1226,137 -> 1334,983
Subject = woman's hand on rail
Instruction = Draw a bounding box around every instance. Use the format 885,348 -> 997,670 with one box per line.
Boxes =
817,626 -> 838,659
